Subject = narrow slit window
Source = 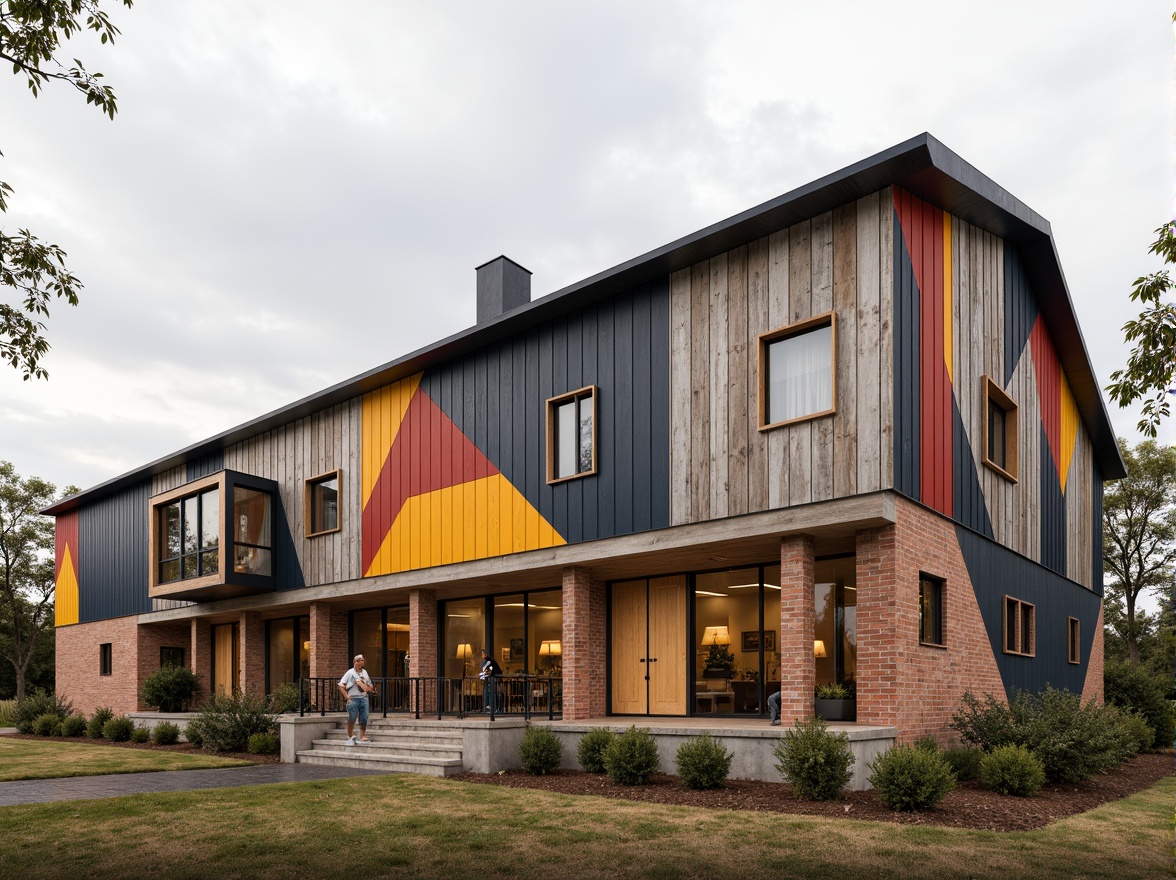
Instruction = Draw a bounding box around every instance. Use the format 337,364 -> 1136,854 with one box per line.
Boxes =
1067,617 -> 1080,665
982,376 -> 1018,481
919,575 -> 945,647
99,643 -> 112,676
1003,596 -> 1035,657
306,471 -> 341,537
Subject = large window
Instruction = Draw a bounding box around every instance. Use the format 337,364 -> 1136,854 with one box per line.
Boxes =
982,376 -> 1018,481
306,470 -> 341,536
759,313 -> 836,428
157,486 -> 219,584
441,589 -> 563,678
266,615 -> 310,694
547,386 -> 596,483
1003,596 -> 1035,657
233,487 -> 272,576
919,575 -> 945,647
349,606 -> 409,680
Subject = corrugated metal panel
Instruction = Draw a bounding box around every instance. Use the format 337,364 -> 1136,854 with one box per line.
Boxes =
956,526 -> 1098,700
78,481 -> 151,622
1003,247 -> 1038,387
952,397 -> 993,539
1091,462 -> 1104,597
1039,427 -> 1068,575
892,206 -> 921,500
186,452 -> 223,482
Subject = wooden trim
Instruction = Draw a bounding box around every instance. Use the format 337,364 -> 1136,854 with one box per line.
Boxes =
1067,616 -> 1080,665
918,574 -> 946,647
1002,594 -> 1036,657
757,310 -> 838,431
304,468 -> 343,538
981,374 -> 1019,482
545,385 -> 599,485
148,473 -> 227,599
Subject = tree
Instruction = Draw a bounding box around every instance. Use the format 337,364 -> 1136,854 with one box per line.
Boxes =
0,460 -> 71,699
1,0 -> 133,380
1102,439 -> 1176,665
1107,221 -> 1176,438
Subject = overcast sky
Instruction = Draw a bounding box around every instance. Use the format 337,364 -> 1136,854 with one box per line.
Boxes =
1,1 -> 1172,497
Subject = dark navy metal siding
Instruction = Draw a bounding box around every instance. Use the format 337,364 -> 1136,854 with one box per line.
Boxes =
1038,427 -> 1068,576
893,209 -> 921,501
186,452 -> 223,482
1091,462 -> 1104,597
956,526 -> 1098,700
1003,246 -> 1039,386
421,279 -> 671,544
78,482 -> 151,622
952,396 -> 994,539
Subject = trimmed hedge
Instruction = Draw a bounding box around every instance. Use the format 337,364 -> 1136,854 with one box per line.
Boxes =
603,726 -> 660,786
772,717 -> 854,801
869,744 -> 956,811
519,725 -> 563,775
87,707 -> 113,739
577,728 -> 615,773
979,745 -> 1045,797
675,735 -> 732,790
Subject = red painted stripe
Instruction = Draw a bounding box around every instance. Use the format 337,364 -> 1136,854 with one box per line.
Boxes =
55,510 -> 78,578
361,389 -> 500,573
1030,316 -> 1062,475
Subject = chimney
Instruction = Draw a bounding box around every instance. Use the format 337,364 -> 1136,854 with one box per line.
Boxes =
476,256 -> 531,324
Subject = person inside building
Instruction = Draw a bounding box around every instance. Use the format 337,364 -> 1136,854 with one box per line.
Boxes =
479,647 -> 502,712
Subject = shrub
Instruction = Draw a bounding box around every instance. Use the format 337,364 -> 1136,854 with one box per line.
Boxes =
869,744 -> 956,811
186,724 -> 204,748
772,717 -> 854,801
1104,661 -> 1174,750
979,745 -> 1045,797
130,726 -> 151,743
266,682 -> 304,714
142,665 -> 202,712
61,714 -> 88,737
675,735 -> 732,790
1116,709 -> 1155,755
33,713 -> 62,737
603,726 -> 660,786
87,707 -> 114,739
13,689 -> 72,734
950,691 -> 1017,751
577,727 -> 615,773
103,716 -> 135,742
943,747 -> 983,782
519,725 -> 563,775
247,731 -> 280,755
152,721 -> 181,746
0,699 -> 16,725
185,692 -> 276,753
912,735 -> 941,753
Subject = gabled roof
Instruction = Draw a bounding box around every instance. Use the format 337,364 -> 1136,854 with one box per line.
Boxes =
44,132 -> 1126,515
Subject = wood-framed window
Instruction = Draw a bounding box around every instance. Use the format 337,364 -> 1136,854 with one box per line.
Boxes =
919,574 -> 945,647
982,375 -> 1018,481
1003,596 -> 1035,657
547,385 -> 597,484
305,469 -> 342,537
150,473 -> 224,593
758,312 -> 836,430
1067,616 -> 1080,665
99,643 -> 112,676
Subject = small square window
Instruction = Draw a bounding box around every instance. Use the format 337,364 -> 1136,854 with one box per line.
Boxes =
160,646 -> 185,668
1067,617 -> 1080,665
919,575 -> 945,647
306,470 -> 342,536
982,376 -> 1018,481
758,313 -> 836,429
99,643 -> 112,676
547,386 -> 597,483
1003,596 -> 1035,656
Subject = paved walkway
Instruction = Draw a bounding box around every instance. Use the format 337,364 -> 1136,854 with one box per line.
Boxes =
0,764 -> 386,807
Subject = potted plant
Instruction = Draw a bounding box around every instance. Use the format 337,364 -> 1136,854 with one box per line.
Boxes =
702,644 -> 735,679
814,681 -> 856,722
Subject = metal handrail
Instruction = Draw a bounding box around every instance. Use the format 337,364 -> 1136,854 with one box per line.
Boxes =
298,675 -> 562,721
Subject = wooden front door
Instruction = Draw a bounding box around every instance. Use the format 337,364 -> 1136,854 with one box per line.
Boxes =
610,575 -> 687,715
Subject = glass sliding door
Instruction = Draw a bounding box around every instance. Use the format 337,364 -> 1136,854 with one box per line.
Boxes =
813,556 -> 857,688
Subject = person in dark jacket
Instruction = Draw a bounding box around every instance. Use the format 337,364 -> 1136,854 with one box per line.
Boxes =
479,648 -> 503,712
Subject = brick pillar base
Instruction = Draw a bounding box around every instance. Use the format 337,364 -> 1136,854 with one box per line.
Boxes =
563,566 -> 606,720
239,611 -> 265,697
310,602 -> 348,680
191,619 -> 212,704
855,524 -> 898,726
778,534 -> 815,724
408,589 -> 438,679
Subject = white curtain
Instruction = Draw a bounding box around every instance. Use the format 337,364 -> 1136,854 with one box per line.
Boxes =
768,324 -> 832,423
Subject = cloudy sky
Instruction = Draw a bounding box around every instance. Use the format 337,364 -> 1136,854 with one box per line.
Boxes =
1,1 -> 1172,496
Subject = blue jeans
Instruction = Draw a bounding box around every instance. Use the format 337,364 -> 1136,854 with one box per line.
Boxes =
347,696 -> 369,726
767,690 -> 781,722
483,678 -> 495,711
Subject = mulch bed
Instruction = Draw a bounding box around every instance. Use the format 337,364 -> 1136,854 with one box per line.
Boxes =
452,751 -> 1174,832
2,732 -> 280,765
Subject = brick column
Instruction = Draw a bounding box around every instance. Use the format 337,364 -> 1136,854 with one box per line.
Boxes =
191,619 -> 212,703
778,534 -> 815,724
855,524 -> 898,726
239,611 -> 265,697
408,589 -> 438,679
310,601 -> 348,680
562,566 -> 605,720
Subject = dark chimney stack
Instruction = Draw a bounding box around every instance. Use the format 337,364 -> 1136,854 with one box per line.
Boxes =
476,256 -> 531,324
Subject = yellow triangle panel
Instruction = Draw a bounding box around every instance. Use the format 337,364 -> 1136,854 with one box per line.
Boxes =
55,545 -> 79,627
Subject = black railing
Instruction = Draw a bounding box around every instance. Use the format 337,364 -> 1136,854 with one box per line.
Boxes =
298,675 -> 562,721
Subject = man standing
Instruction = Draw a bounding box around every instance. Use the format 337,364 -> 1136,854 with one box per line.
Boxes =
479,648 -> 502,712
338,654 -> 375,745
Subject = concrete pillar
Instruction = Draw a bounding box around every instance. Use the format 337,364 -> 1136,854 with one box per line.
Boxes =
562,566 -> 605,720
777,534 -> 815,724
239,611 -> 265,697
191,619 -> 212,703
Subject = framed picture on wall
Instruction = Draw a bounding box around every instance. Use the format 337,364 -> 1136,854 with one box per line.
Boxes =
501,648 -> 510,663
510,638 -> 524,660
742,631 -> 778,651
764,631 -> 776,651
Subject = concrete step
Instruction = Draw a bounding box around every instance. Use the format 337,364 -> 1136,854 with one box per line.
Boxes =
296,749 -> 463,777
311,739 -> 462,759
320,733 -> 464,750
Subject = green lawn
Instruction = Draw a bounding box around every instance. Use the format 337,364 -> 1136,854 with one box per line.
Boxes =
0,771 -> 1170,879
0,738 -> 251,780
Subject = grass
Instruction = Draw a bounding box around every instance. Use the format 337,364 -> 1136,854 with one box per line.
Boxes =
0,772 -> 1170,879
0,738 -> 251,781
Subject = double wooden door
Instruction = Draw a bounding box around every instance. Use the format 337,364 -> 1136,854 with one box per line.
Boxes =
611,576 -> 686,715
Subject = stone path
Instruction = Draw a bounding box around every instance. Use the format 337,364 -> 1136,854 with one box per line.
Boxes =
0,763 -> 386,807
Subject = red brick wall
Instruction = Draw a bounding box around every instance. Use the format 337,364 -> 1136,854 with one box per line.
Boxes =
856,497 -> 1006,742
563,566 -> 605,719
409,589 -> 437,679
1082,605 -> 1105,704
239,611 -> 265,696
191,618 -> 211,702
310,601 -> 348,680
777,535 -> 815,723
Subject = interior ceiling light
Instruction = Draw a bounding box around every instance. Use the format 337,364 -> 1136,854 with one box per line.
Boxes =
695,590 -> 728,597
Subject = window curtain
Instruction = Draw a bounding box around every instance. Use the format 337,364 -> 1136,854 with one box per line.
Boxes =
768,325 -> 832,423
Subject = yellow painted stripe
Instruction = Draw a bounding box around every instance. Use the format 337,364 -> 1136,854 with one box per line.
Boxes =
54,545 -> 79,627
1059,374 -> 1079,493
943,212 -> 953,383
360,372 -> 422,507
369,474 -> 566,575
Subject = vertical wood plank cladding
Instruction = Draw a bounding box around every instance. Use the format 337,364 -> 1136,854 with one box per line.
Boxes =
856,192 -> 882,494
669,268 -> 693,525
1091,463 -> 1104,596
766,230 -> 790,508
788,221 -> 813,506
810,212 -> 835,502
746,237 -> 771,513
689,261 -> 712,521
726,246 -> 750,516
78,481 -> 151,622
878,188 -> 895,489
832,204 -> 858,499
709,253 -> 730,518
152,466 -> 186,496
